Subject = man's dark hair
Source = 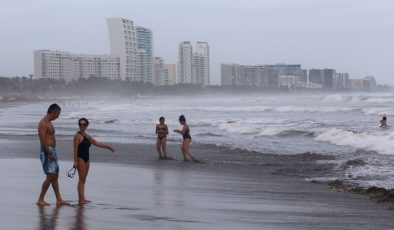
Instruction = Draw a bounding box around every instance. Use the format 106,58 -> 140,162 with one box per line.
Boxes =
47,103 -> 61,114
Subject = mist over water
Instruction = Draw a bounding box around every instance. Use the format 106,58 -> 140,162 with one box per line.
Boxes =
1,92 -> 394,188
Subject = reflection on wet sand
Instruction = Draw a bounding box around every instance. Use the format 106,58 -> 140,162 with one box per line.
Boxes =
37,205 -> 61,230
71,206 -> 86,230
37,205 -> 86,230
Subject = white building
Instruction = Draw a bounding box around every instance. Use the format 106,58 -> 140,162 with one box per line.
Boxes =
193,42 -> 210,85
177,41 -> 210,85
334,73 -> 350,89
136,26 -> 153,83
34,50 -> 120,82
153,57 -> 176,86
107,17 -> 138,80
278,75 -> 300,88
177,41 -> 193,84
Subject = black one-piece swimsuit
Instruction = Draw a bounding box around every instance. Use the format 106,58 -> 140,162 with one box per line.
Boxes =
77,132 -> 91,163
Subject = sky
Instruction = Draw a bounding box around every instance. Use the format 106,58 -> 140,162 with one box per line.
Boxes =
0,0 -> 393,85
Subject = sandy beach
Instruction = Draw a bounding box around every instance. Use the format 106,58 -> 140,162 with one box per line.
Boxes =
0,136 -> 393,230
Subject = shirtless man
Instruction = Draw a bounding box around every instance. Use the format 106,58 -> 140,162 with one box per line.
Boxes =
36,103 -> 69,206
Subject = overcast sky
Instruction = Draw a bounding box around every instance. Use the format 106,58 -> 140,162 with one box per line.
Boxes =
1,0 -> 393,85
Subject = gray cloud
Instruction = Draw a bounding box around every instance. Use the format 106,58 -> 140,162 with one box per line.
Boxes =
1,0 -> 393,84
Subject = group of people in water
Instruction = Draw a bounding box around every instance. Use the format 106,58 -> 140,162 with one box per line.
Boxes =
37,103 -> 197,206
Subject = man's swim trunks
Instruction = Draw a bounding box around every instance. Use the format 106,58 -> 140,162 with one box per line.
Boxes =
40,146 -> 59,174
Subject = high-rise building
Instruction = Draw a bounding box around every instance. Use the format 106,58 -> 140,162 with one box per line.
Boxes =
193,42 -> 210,85
309,69 -> 324,86
153,57 -> 176,85
323,68 -> 336,89
177,41 -> 193,84
364,76 -> 377,90
334,73 -> 350,89
136,26 -> 153,83
177,41 -> 210,85
221,64 -> 279,88
107,17 -> 138,80
34,50 -> 120,82
163,64 -> 176,86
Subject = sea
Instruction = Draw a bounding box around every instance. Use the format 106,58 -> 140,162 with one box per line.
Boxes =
1,92 -> 394,189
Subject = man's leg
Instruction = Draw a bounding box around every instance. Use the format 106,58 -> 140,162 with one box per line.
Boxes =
51,173 -> 69,205
36,174 -> 54,205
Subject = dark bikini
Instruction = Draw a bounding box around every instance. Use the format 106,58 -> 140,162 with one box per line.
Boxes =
183,127 -> 192,140
156,125 -> 168,140
77,131 -> 91,163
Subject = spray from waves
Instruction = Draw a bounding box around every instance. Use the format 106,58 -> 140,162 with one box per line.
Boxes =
321,94 -> 394,104
194,105 -> 359,113
315,128 -> 394,155
216,121 -> 318,138
361,107 -> 394,116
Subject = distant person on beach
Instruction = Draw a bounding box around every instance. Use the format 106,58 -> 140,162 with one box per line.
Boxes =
73,117 -> 115,204
156,117 -> 169,159
37,103 -> 69,206
380,116 -> 388,128
174,115 -> 199,162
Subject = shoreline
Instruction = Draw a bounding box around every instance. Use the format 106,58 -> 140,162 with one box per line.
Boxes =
1,136 -> 394,229
1,135 -> 394,207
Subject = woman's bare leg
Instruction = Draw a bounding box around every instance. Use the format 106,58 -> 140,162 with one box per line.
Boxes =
156,138 -> 163,159
161,138 -> 167,159
77,159 -> 90,204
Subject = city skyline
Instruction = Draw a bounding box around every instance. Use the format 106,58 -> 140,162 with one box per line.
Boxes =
1,0 -> 394,85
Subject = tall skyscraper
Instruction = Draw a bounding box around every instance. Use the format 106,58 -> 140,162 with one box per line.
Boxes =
136,26 -> 153,83
177,41 -> 193,84
194,42 -> 210,85
107,17 -> 138,80
177,41 -> 210,85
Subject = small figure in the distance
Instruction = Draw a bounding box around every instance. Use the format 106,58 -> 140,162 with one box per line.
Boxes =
380,115 -> 388,128
156,117 -> 169,159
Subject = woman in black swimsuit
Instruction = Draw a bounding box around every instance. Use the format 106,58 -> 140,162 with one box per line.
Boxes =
73,118 -> 115,204
174,115 -> 199,162
156,117 -> 168,159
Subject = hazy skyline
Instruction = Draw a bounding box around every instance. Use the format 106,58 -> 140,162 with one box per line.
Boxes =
1,0 -> 393,85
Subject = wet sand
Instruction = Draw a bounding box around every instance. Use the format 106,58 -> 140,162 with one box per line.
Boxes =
0,137 -> 394,230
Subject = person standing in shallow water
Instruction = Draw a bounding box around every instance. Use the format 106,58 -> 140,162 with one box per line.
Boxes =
73,118 -> 115,205
174,115 -> 199,162
380,116 -> 388,128
156,117 -> 169,159
37,103 -> 69,206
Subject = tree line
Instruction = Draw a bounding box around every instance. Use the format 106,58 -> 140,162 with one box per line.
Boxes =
0,76 -> 292,100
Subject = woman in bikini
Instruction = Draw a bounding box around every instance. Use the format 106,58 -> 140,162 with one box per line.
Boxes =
73,117 -> 115,204
156,117 -> 169,159
174,115 -> 199,162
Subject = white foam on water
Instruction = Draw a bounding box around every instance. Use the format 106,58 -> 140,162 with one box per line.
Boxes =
315,128 -> 394,155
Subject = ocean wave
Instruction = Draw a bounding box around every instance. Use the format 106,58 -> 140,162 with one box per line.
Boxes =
361,107 -> 394,116
195,132 -> 223,137
334,159 -> 366,170
195,105 -> 358,113
276,130 -> 315,137
322,94 -> 394,104
315,128 -> 394,155
329,180 -> 394,202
